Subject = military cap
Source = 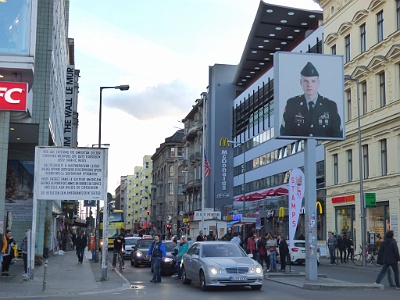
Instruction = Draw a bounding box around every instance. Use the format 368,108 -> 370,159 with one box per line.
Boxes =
301,62 -> 319,76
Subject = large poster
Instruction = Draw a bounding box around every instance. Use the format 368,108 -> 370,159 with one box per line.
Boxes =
274,52 -> 345,141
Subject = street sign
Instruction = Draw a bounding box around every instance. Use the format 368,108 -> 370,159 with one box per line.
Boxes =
365,193 -> 376,207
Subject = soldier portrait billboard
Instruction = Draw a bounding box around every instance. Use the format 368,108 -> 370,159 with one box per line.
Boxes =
274,52 -> 345,141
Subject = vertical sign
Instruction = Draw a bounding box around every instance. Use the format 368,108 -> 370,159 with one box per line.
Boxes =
288,168 -> 305,248
64,65 -> 75,147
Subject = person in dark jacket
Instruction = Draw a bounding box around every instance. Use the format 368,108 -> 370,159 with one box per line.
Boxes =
278,236 -> 289,272
147,234 -> 166,283
374,230 -> 400,288
337,232 -> 347,263
75,231 -> 87,263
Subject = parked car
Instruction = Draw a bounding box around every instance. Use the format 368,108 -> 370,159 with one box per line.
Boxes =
181,241 -> 263,291
124,237 -> 141,259
150,240 -> 177,275
130,239 -> 154,267
289,240 -> 320,265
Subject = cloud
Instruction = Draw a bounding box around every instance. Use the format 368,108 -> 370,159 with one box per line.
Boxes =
103,80 -> 196,120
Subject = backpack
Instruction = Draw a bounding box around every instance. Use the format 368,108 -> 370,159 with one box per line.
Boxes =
0,234 -> 3,250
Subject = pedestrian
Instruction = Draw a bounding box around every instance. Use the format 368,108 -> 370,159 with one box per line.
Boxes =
280,61 -> 342,138
75,231 -> 87,263
222,228 -> 233,241
346,234 -> 354,261
327,232 -> 337,265
20,230 -> 29,278
176,235 -> 189,280
196,230 -> 204,242
206,231 -> 215,241
246,232 -> 256,257
278,236 -> 289,272
147,234 -> 166,283
0,231 -> 6,267
230,232 -> 241,246
257,235 -> 267,269
2,230 -> 16,277
375,230 -> 400,288
337,232 -> 347,263
266,234 -> 278,272
66,231 -> 73,251
170,238 -> 179,278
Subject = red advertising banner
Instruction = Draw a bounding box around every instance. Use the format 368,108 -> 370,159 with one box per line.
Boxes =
0,81 -> 28,111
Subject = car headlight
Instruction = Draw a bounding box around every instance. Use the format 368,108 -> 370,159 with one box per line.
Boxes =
136,251 -> 144,257
209,266 -> 219,275
163,257 -> 173,263
249,266 -> 263,274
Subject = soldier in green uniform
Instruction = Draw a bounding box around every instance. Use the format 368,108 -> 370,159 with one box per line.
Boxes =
280,62 -> 343,138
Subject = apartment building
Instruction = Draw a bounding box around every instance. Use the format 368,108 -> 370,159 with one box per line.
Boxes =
318,0 -> 400,246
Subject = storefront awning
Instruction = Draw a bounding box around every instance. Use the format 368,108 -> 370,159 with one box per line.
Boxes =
227,220 -> 240,227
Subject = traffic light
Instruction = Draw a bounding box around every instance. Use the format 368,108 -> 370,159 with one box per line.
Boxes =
147,210 -> 150,215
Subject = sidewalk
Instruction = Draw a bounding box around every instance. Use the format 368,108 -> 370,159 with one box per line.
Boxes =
0,250 -> 130,298
264,257 -> 384,290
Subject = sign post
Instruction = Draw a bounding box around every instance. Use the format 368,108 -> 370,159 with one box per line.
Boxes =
32,147 -> 108,279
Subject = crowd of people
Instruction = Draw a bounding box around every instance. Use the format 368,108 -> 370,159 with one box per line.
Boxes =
327,231 -> 355,265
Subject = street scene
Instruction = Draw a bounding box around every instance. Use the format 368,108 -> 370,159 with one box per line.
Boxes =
2,0 -> 400,299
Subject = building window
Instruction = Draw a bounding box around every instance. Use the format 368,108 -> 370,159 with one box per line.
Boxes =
168,183 -> 174,195
346,89 -> 351,121
361,81 -> 367,114
377,11 -> 384,43
331,44 -> 336,55
345,35 -> 351,63
363,145 -> 369,179
360,23 -> 366,53
347,150 -> 353,182
380,139 -> 387,176
333,154 -> 338,185
379,72 -> 386,107
397,0 -> 400,30
169,165 -> 174,177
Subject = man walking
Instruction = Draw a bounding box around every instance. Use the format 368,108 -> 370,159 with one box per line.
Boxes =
147,234 -> 166,283
75,231 -> 87,263
327,232 -> 337,265
375,230 -> 400,288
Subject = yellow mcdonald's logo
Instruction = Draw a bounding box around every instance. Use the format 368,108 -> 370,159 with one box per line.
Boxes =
316,201 -> 323,214
219,138 -> 231,147
279,207 -> 285,218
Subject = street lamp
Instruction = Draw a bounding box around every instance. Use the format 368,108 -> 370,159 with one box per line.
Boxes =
228,140 -> 246,240
98,84 -> 130,280
344,75 -> 365,267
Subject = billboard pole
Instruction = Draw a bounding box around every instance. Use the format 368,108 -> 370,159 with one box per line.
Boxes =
304,139 -> 318,281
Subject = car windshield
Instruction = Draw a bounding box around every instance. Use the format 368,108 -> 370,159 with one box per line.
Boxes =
202,244 -> 245,258
125,239 -> 138,246
136,240 -> 154,248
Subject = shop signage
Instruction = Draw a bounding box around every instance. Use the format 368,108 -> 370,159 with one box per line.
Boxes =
332,195 -> 355,203
0,81 -> 28,111
365,193 -> 376,207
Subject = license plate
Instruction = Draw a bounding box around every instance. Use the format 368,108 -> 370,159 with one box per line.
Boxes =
231,276 -> 247,281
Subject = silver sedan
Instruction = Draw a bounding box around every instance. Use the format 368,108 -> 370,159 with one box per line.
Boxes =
181,241 -> 263,291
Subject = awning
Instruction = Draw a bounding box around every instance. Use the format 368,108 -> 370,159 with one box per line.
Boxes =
227,220 -> 240,227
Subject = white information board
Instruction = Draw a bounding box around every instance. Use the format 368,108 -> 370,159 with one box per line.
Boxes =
34,147 -> 108,200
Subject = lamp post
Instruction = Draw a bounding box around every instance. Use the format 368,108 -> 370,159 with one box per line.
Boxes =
98,84 -> 129,280
228,140 -> 246,240
344,76 -> 365,267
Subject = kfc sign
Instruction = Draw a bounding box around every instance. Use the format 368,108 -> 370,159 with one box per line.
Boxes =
0,82 -> 28,111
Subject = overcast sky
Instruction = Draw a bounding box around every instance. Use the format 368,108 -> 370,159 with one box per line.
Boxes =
68,0 -> 322,193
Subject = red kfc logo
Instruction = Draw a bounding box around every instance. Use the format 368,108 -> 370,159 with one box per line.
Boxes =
0,82 -> 28,111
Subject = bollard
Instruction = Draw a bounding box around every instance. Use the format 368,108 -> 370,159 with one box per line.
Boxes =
42,259 -> 48,293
